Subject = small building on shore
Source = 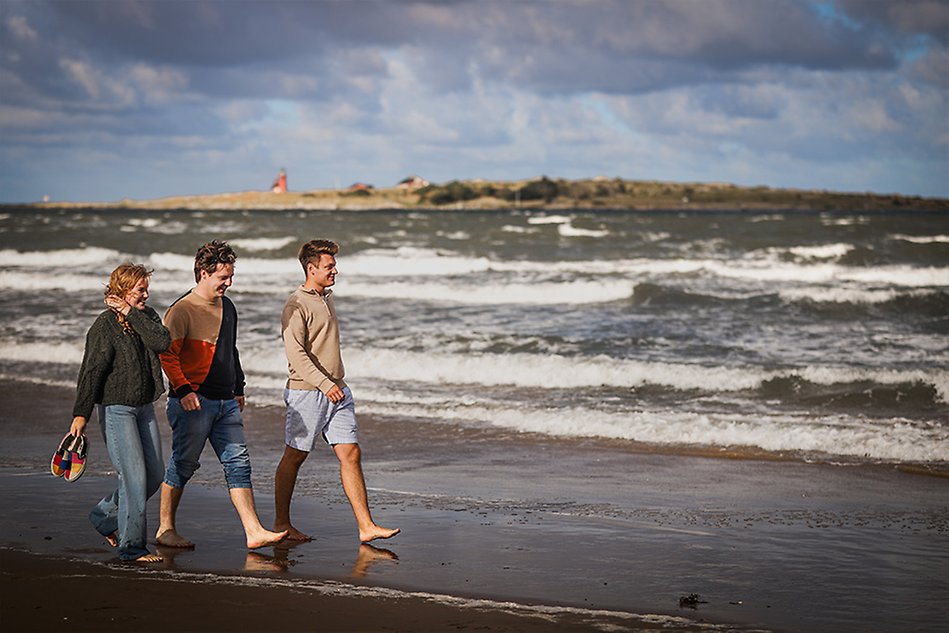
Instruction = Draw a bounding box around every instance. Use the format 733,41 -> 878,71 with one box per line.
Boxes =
396,175 -> 429,189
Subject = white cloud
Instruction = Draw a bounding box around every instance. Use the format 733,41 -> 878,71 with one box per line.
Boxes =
5,15 -> 37,41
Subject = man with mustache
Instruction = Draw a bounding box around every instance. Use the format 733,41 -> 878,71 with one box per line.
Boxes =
274,239 -> 399,543
158,240 -> 287,550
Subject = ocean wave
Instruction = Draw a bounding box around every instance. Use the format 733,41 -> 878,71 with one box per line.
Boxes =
781,244 -> 853,260
778,287 -> 944,305
360,400 -> 949,463
10,336 -> 946,406
147,252 -> 300,276
335,279 -> 634,305
891,234 -> 949,244
0,247 -> 123,268
558,223 -> 610,238
229,236 -> 297,252
119,218 -> 189,235
526,215 -> 571,225
339,349 -> 949,402
0,270 -> 109,292
0,341 -> 84,364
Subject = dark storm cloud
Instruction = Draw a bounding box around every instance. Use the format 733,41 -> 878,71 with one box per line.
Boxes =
5,0 -> 923,103
836,0 -> 949,45
0,0 -> 946,201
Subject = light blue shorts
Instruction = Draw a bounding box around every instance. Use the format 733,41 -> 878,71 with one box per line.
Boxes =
284,387 -> 358,451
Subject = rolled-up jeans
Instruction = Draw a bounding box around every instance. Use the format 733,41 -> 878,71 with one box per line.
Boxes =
89,403 -> 164,561
163,394 -> 253,490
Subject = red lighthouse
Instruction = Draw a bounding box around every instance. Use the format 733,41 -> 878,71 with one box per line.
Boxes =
272,168 -> 287,193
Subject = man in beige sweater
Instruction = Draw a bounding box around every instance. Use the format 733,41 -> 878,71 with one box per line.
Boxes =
274,239 -> 400,543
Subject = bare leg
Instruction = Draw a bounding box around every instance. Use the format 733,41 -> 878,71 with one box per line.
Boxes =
333,443 -> 400,543
228,487 -> 288,549
155,483 -> 194,548
274,445 -> 313,541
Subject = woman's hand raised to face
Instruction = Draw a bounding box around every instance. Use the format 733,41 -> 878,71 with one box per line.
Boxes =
105,294 -> 131,315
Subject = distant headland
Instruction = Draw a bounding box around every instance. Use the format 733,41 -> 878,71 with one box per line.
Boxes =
18,176 -> 949,212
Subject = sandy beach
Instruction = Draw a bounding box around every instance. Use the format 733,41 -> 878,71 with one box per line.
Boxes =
2,377 -> 948,632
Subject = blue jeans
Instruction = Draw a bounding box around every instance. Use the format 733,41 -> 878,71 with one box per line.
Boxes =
163,395 -> 253,489
89,403 -> 164,561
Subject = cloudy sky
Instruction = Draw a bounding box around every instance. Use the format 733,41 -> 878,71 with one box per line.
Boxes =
1,0 -> 947,202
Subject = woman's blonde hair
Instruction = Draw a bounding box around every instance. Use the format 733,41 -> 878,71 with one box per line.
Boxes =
105,263 -> 152,297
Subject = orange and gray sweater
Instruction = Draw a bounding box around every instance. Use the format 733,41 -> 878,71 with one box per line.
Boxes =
160,291 -> 245,400
281,287 -> 347,394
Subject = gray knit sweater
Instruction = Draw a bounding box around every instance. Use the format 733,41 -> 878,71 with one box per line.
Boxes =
72,306 -> 171,419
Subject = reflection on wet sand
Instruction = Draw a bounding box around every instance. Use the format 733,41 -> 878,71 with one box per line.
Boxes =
351,543 -> 398,578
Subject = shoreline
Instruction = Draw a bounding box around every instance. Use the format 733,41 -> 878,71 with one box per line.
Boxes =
4,176 -> 947,212
1,548 -> 671,633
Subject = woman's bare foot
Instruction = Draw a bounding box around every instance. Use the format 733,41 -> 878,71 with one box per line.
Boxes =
156,528 -> 195,549
359,525 -> 400,544
246,528 -> 288,550
134,552 -> 163,563
106,532 -> 118,548
274,524 -> 312,542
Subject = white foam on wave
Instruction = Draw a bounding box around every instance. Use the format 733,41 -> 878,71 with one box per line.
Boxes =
0,341 -> 84,364
558,223 -> 610,238
0,270 -> 107,292
361,400 -> 949,463
147,252 -> 300,277
118,218 -> 189,235
786,244 -> 853,259
778,287 -> 931,304
0,247 -> 123,268
526,215 -> 571,225
146,252 -> 195,271
891,234 -> 949,244
316,247 -> 949,291
237,345 -> 949,401
337,279 -> 633,305
501,225 -> 538,234
351,348 -> 745,390
0,268 -> 193,294
344,247 -> 492,277
229,237 -> 296,252
841,266 -> 949,287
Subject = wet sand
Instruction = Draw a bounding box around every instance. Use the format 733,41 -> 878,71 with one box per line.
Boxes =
2,378 -> 948,632
1,548 -> 654,633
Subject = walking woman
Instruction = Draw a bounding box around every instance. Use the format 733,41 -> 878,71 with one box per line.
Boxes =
69,263 -> 171,562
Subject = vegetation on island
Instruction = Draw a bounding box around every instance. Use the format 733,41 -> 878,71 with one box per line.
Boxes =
19,175 -> 949,212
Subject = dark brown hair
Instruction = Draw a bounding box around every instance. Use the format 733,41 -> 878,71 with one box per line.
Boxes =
298,239 -> 339,273
193,240 -> 237,282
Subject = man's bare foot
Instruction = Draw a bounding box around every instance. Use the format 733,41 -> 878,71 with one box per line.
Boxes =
156,528 -> 195,549
246,528 -> 289,549
106,532 -> 118,548
134,552 -> 163,563
274,524 -> 312,542
359,525 -> 400,543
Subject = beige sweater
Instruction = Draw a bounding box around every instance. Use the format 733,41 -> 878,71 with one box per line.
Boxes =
281,287 -> 347,393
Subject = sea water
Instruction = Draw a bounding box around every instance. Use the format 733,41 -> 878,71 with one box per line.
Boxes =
0,207 -> 947,468
2,206 -> 949,632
